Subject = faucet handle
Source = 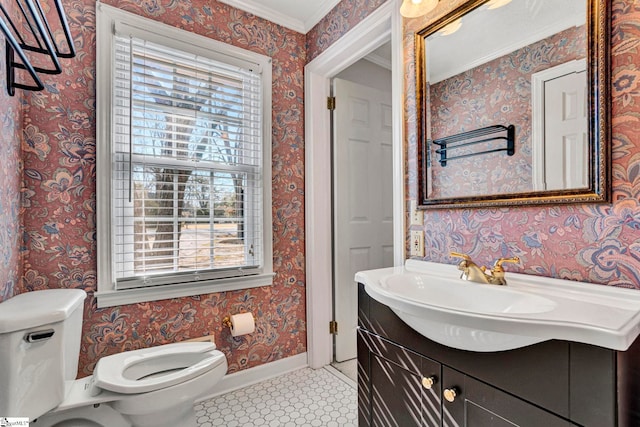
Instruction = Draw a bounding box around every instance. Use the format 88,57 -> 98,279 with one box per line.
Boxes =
450,251 -> 471,261
450,252 -> 473,279
492,256 -> 520,273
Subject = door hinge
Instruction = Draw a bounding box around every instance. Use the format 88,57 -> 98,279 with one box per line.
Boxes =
329,320 -> 338,335
327,96 -> 336,110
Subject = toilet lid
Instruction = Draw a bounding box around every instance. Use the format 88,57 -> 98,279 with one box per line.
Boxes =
93,342 -> 226,394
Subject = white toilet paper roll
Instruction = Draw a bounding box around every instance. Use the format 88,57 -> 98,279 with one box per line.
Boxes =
230,312 -> 255,337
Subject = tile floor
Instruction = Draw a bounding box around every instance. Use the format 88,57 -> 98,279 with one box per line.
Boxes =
195,367 -> 357,426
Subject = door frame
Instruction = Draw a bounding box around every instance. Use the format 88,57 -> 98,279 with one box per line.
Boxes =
304,0 -> 405,369
531,58 -> 587,191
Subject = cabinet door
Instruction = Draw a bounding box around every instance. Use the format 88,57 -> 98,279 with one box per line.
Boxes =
360,330 -> 441,426
371,355 -> 424,426
441,367 -> 578,427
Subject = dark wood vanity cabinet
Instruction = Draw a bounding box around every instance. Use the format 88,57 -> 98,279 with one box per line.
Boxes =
358,329 -> 441,426
357,283 -> 640,427
438,366 -> 576,427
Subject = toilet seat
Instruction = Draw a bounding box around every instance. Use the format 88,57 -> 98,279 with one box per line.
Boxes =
93,342 -> 226,394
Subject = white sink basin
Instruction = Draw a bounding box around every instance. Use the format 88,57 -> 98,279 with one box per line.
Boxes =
382,274 -> 557,315
356,260 -> 640,352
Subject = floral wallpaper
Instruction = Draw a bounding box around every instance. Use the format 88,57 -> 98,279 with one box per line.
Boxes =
429,26 -> 585,198
0,0 -> 387,378
406,0 -> 640,289
5,0 -> 640,384
17,0 -> 310,377
306,0 -> 388,62
0,36 -> 23,303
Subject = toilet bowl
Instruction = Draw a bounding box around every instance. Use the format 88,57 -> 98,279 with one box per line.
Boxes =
93,341 -> 226,395
0,290 -> 228,427
34,341 -> 227,427
32,341 -> 227,427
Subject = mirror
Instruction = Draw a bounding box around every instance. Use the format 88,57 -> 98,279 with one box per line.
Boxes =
416,0 -> 609,208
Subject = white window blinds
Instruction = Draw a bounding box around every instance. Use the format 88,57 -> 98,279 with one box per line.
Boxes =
111,25 -> 264,290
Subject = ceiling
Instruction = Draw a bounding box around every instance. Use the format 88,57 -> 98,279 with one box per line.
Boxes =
217,0 -> 342,33
426,0 -> 585,83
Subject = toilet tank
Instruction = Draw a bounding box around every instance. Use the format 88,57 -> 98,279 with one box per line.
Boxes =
0,289 -> 87,420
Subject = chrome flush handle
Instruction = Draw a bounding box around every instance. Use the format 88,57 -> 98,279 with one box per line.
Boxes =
24,329 -> 55,343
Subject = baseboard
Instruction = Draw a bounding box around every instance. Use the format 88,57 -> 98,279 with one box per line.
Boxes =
196,352 -> 308,402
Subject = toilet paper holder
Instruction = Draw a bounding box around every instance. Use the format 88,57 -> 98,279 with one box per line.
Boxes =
222,312 -> 256,329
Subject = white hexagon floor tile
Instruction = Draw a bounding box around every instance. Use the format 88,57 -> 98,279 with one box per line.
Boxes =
194,367 -> 357,427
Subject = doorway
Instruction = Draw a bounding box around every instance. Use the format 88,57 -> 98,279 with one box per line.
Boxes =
304,0 -> 404,370
331,54 -> 394,380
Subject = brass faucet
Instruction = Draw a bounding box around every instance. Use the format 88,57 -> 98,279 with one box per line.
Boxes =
450,252 -> 520,286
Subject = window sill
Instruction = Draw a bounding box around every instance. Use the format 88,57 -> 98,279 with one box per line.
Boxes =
95,272 -> 275,308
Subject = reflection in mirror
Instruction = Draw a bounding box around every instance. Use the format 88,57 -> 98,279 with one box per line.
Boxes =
416,0 -> 609,208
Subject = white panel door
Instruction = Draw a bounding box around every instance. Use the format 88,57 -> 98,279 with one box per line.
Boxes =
544,70 -> 588,190
333,78 -> 393,362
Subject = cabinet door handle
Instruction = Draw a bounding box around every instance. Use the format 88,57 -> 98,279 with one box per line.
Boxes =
421,376 -> 437,389
443,387 -> 459,403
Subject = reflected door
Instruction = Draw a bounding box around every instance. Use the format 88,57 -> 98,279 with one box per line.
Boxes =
532,60 -> 588,191
544,69 -> 588,190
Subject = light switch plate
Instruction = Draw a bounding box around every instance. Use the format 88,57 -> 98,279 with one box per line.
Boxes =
410,200 -> 423,226
410,231 -> 425,257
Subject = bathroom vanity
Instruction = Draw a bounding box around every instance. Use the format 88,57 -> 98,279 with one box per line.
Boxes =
356,262 -> 640,427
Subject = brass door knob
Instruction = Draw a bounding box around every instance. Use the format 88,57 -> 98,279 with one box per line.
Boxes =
443,387 -> 458,403
421,376 -> 437,389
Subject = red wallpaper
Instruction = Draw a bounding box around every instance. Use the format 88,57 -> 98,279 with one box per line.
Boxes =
9,0 -> 384,378
429,26 -> 585,198
18,0 -> 307,376
0,1 -> 23,303
306,0 -> 387,62
405,0 -> 640,289
5,0 -> 640,383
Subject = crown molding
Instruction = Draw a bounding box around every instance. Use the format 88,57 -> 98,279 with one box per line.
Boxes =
429,15 -> 583,83
217,0 -> 304,32
217,0 -> 341,33
302,0 -> 342,33
364,52 -> 392,70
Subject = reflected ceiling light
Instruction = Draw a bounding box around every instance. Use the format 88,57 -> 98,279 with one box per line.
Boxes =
400,0 -> 439,18
438,18 -> 462,36
486,0 -> 513,9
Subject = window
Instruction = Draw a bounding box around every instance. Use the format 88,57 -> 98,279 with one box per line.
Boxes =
96,4 -> 273,307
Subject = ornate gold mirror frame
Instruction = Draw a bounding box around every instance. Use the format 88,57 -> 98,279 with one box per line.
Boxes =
416,0 -> 610,208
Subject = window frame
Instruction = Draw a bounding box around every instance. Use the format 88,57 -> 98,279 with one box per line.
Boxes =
95,3 -> 273,308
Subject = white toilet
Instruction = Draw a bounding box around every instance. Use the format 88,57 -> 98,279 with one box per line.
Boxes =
0,289 -> 227,427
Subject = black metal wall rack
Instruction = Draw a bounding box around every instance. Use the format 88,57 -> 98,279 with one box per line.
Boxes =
432,124 -> 515,167
0,0 -> 75,96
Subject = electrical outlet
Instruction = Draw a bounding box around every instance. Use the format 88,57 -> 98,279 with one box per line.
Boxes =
410,200 -> 423,226
410,230 -> 425,257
